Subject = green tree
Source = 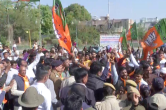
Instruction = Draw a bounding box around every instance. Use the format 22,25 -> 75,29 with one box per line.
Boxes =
65,3 -> 99,46
69,24 -> 100,45
64,3 -> 91,26
0,0 -> 40,45
13,4 -> 40,41
40,5 -> 53,35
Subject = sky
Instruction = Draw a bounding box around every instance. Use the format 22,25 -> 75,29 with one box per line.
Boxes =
40,0 -> 166,22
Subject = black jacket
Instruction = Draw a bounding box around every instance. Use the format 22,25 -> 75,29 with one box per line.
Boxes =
115,79 -> 125,93
69,83 -> 96,107
86,74 -> 104,91
86,74 -> 104,101
140,97 -> 150,110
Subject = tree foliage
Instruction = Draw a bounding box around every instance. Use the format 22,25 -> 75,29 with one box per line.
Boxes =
69,24 -> 100,45
40,5 -> 53,35
0,0 -> 40,45
64,3 -> 91,26
65,4 -> 100,46
0,1 -> 99,47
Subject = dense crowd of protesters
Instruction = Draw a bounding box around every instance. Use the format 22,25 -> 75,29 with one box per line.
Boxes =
0,42 -> 166,110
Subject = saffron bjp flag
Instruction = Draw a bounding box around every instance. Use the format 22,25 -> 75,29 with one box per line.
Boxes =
52,0 -> 72,53
126,22 -> 137,41
141,19 -> 166,60
119,29 -> 128,51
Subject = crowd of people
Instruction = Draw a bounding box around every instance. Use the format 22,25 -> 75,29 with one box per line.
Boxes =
0,43 -> 166,110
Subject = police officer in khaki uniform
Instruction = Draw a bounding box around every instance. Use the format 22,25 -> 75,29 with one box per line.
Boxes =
123,86 -> 145,110
119,80 -> 137,109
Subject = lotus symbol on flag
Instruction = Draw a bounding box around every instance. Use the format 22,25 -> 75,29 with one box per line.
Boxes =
64,37 -> 67,43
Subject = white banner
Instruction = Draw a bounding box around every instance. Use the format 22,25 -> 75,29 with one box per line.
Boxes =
100,35 -> 120,48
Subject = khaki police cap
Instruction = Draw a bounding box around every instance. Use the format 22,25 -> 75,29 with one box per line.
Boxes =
104,83 -> 116,90
126,80 -> 137,87
127,86 -> 140,97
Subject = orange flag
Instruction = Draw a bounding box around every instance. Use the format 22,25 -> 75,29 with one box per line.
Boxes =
119,37 -> 123,43
149,50 -> 153,55
52,0 -> 72,53
141,19 -> 166,60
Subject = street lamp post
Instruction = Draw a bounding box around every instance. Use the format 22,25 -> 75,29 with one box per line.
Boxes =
26,30 -> 31,48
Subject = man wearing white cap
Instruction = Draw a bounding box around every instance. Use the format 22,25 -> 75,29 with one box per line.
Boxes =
159,51 -> 166,68
159,67 -> 166,86
11,46 -> 19,61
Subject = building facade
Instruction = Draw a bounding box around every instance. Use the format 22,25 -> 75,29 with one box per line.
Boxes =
79,15 -> 134,34
139,17 -> 158,30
